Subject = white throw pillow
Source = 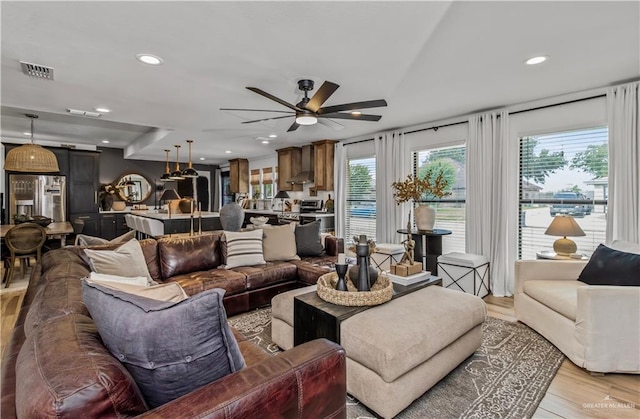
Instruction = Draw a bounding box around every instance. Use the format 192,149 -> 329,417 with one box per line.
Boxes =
222,229 -> 266,269
262,223 -> 300,262
84,239 -> 154,284
89,272 -> 149,287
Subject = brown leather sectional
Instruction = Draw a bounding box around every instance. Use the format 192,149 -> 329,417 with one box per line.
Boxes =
1,232 -> 347,418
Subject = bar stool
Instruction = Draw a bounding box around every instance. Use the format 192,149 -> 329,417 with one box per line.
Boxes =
3,223 -> 47,288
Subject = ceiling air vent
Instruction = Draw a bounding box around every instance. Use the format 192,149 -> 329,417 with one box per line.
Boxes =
20,61 -> 55,80
67,108 -> 102,118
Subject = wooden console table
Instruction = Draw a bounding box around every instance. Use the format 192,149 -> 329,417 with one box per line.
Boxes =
293,276 -> 441,346
397,228 -> 451,274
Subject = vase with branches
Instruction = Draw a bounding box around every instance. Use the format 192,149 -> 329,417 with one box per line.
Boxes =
391,169 -> 451,230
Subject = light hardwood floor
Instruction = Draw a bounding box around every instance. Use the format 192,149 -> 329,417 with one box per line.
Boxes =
2,291 -> 638,418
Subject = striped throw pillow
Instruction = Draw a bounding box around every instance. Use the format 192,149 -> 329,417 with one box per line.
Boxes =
222,230 -> 266,269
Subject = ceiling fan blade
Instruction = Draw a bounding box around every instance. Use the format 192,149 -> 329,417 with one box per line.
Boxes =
220,108 -> 293,114
305,81 -> 340,112
317,99 -> 387,115
318,118 -> 345,131
287,121 -> 300,132
246,87 -> 303,111
241,115 -> 293,124
319,112 -> 382,121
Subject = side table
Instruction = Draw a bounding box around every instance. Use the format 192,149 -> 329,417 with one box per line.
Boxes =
293,276 -> 442,346
397,228 -> 452,274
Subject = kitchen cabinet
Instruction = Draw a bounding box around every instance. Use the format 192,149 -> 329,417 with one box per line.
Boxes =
276,147 -> 302,191
100,213 -> 128,240
229,158 -> 249,194
69,150 -> 100,236
312,140 -> 337,191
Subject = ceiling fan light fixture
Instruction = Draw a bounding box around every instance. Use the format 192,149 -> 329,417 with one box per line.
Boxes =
295,112 -> 317,126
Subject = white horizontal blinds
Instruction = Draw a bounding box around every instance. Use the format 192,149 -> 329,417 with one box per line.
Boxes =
346,157 -> 377,244
250,169 -> 260,186
518,127 -> 608,259
412,145 -> 466,253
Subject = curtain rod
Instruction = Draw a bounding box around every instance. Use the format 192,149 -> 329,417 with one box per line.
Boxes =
343,93 -> 606,146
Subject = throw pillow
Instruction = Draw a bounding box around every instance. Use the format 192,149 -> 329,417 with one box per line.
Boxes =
221,229 -> 266,269
84,278 -> 188,302
75,230 -> 136,246
82,283 -> 245,408
262,223 -> 300,262
84,239 -> 154,285
295,220 -> 324,257
578,244 -> 640,286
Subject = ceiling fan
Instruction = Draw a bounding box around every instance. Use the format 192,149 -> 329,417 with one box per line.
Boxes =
221,79 -> 387,132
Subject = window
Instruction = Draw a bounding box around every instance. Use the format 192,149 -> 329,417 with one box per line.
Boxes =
413,145 -> 466,253
519,127 -> 608,259
262,168 -> 273,198
346,157 -> 376,243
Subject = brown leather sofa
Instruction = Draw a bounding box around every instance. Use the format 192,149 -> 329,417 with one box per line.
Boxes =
1,233 -> 347,418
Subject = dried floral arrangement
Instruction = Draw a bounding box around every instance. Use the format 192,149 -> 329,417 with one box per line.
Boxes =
347,236 -> 377,254
391,169 -> 451,204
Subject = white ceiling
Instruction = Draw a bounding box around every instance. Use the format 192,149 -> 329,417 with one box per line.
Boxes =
2,1 -> 638,165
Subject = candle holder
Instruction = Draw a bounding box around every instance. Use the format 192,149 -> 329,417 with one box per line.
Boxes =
334,264 -> 348,291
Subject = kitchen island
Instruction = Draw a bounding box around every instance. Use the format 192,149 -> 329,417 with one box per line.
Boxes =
131,210 -> 222,235
244,210 -> 335,233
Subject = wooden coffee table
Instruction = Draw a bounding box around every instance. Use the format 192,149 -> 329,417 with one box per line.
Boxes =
293,276 -> 441,346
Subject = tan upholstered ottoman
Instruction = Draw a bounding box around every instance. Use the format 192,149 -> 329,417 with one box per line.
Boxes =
341,286 -> 486,418
271,285 -> 316,350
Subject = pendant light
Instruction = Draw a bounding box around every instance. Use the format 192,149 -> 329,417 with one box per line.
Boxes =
169,145 -> 185,180
4,114 -> 59,173
181,139 -> 199,178
160,149 -> 171,181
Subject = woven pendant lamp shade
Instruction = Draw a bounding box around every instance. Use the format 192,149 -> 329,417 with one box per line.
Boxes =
4,143 -> 59,173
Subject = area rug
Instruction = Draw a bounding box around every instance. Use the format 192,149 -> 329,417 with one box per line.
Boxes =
228,308 -> 565,419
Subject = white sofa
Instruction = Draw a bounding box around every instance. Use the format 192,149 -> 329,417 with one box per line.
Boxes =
515,242 -> 640,374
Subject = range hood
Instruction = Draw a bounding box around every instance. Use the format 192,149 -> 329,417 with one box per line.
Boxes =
289,145 -> 314,184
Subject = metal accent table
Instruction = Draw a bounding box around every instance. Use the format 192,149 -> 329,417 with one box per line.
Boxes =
397,228 -> 452,275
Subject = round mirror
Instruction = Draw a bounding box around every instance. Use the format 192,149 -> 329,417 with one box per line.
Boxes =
114,173 -> 153,203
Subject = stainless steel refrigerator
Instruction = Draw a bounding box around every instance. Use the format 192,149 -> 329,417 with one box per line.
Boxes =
9,174 -> 66,222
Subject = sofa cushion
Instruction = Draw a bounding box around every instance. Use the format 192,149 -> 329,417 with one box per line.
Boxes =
295,220 -> 324,257
231,261 -> 298,290
578,244 -> 640,286
222,229 -> 266,269
169,269 -> 247,297
82,283 -> 245,408
84,239 -> 154,284
158,234 -> 221,279
16,314 -> 148,418
522,279 -> 583,321
262,223 -> 300,262
41,248 -> 88,272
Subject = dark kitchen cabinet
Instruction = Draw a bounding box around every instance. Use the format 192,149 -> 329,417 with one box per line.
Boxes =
69,150 -> 100,236
100,213 -> 128,240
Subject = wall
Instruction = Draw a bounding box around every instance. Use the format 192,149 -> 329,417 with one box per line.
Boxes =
97,147 -> 219,208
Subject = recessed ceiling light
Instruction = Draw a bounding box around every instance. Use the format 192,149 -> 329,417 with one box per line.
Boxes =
23,132 -> 30,136
225,150 -> 231,154
101,140 -> 110,144
268,134 -> 277,138
525,55 -> 548,65
95,107 -> 111,113
351,111 -> 362,116
136,53 -> 163,65
262,140 -> 269,144
199,157 -> 205,161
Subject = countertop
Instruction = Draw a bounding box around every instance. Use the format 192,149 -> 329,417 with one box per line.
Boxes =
245,209 -> 335,218
130,210 -> 220,220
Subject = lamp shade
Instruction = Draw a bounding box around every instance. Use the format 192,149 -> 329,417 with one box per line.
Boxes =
159,189 -> 180,201
544,215 -> 586,237
274,190 -> 290,199
4,144 -> 60,172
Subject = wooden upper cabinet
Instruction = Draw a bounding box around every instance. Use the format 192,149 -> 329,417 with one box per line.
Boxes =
229,158 -> 249,194
276,147 -> 302,191
312,140 -> 337,191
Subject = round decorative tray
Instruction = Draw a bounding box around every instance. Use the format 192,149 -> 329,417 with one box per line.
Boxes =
317,272 -> 393,307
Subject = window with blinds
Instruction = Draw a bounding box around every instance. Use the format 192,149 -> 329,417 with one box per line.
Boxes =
262,168 -> 273,198
518,127 -> 608,259
346,156 -> 376,243
412,145 -> 466,253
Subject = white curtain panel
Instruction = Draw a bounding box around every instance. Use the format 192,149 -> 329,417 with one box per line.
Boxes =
334,142 -> 347,240
466,111 -> 512,296
606,82 -> 640,244
375,131 -> 409,243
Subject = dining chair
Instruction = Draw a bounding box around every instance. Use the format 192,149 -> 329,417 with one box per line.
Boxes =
3,222 -> 47,288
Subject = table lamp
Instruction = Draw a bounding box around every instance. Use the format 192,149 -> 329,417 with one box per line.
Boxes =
160,189 -> 180,236
544,215 -> 585,256
274,190 -> 290,214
